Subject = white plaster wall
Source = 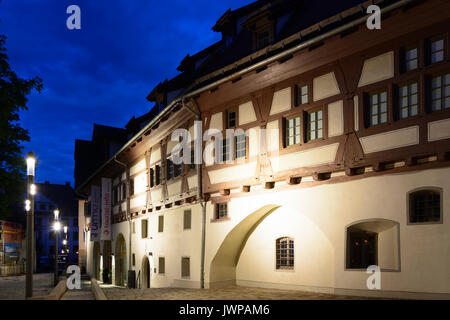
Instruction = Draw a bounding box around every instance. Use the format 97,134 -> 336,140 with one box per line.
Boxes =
130,159 -> 146,176
204,167 -> 450,295
428,118 -> 450,142
313,72 -> 340,101
359,126 -> 419,154
270,87 -> 291,115
327,100 -> 344,138
238,101 -> 257,125
358,51 -> 394,87
210,112 -> 223,131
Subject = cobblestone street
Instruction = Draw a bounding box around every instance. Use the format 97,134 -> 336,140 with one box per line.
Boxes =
102,285 -> 369,300
0,273 -> 53,300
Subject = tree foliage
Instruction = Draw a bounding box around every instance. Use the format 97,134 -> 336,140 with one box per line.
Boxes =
0,34 -> 43,219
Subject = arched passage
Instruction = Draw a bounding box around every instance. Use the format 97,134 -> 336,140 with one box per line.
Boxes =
114,234 -> 127,286
92,242 -> 100,280
209,204 -> 281,287
141,255 -> 151,289
102,240 -> 112,283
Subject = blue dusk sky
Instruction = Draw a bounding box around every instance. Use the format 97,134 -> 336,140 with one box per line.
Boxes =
0,0 -> 253,187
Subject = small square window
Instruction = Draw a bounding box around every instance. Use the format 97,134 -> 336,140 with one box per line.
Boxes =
216,203 -> 228,220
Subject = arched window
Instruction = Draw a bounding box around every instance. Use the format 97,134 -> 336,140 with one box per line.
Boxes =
408,188 -> 442,224
276,237 -> 294,270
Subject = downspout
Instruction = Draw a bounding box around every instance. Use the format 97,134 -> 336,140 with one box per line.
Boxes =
113,156 -> 132,283
181,99 -> 206,289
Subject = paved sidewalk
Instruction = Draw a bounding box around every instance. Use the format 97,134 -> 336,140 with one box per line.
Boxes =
61,279 -> 95,300
0,273 -> 53,300
102,285 -> 369,300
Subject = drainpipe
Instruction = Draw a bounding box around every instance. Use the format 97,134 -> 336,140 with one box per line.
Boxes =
113,156 -> 132,285
181,99 -> 206,289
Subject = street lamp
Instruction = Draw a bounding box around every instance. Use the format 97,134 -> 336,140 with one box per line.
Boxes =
53,209 -> 60,286
25,152 -> 35,299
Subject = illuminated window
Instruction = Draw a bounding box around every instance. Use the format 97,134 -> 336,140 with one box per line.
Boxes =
235,134 -> 246,159
296,85 -> 309,105
398,82 -> 419,119
429,37 -> 445,64
404,47 -> 418,72
367,91 -> 388,126
276,237 -> 294,270
285,115 -> 301,146
307,108 -> 323,141
431,73 -> 450,112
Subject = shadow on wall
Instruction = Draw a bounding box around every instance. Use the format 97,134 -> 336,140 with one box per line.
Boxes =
209,204 -> 281,288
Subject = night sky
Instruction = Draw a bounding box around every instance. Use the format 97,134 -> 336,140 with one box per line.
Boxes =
0,0 -> 253,187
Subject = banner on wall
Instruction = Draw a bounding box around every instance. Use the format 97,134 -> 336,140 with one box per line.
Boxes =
90,185 -> 100,242
101,177 -> 112,240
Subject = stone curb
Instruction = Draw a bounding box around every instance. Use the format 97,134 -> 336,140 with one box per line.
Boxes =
91,278 -> 107,300
27,279 -> 67,300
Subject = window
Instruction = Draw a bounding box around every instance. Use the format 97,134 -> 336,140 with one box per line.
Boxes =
183,209 -> 191,230
166,159 -> 181,180
226,109 -> 236,128
430,73 -> 450,112
141,219 -> 148,238
158,215 -> 164,233
347,230 -> 377,269
409,189 -> 442,223
429,37 -> 445,64
404,47 -> 418,72
398,82 -> 419,119
367,91 -> 388,127
122,183 -> 126,199
132,253 -> 136,266
285,116 -> 301,147
306,108 -> 323,141
166,159 -> 174,180
150,168 -> 155,187
296,85 -> 309,106
276,237 -> 294,270
159,257 -> 165,274
181,257 -> 190,277
189,149 -> 196,171
129,178 -> 134,196
215,203 -> 228,220
221,138 -> 232,162
132,221 -> 135,233
153,165 -> 161,186
256,29 -> 271,50
235,134 -> 246,159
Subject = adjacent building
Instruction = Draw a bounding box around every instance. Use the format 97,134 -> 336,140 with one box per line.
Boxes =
75,0 -> 450,299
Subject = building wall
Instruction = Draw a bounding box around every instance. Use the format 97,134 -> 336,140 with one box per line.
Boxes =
203,167 -> 450,298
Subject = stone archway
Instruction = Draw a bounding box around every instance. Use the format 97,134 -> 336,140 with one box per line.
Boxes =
114,234 -> 127,286
141,255 -> 151,289
209,204 -> 281,288
92,242 -> 100,280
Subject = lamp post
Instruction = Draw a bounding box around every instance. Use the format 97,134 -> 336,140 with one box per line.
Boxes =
25,152 -> 35,298
53,209 -> 60,286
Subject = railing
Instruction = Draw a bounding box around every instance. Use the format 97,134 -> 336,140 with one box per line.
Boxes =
0,262 -> 25,276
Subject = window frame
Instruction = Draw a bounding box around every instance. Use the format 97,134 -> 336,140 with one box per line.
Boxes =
141,219 -> 148,239
181,257 -> 190,278
407,187 -> 443,225
214,202 -> 229,221
427,71 -> 450,113
401,45 -> 420,73
427,35 -> 446,66
364,88 -> 389,128
158,215 -> 164,233
284,114 -> 302,148
158,257 -> 165,275
225,107 -> 237,129
275,237 -> 295,271
395,80 -> 420,120
294,82 -> 311,107
305,106 -> 324,142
